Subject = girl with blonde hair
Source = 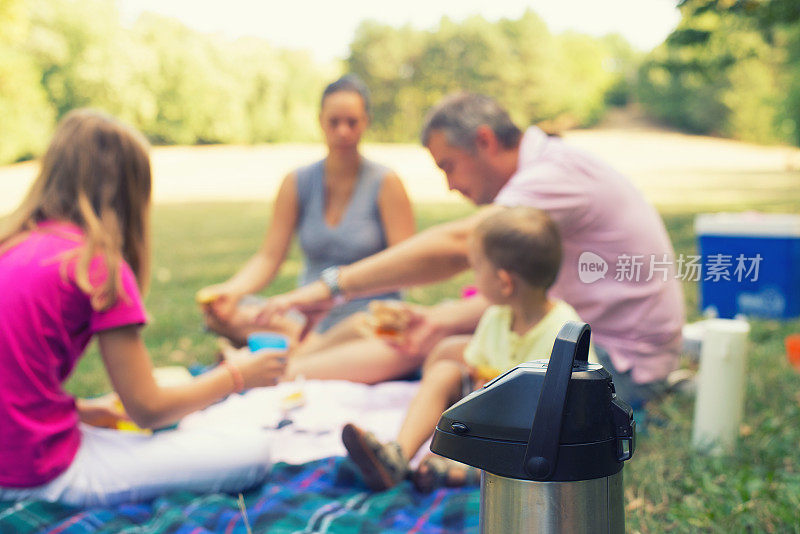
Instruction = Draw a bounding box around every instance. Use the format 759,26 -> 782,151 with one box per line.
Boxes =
0,109 -> 284,506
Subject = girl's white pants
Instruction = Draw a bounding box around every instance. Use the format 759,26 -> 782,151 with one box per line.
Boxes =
0,423 -> 272,506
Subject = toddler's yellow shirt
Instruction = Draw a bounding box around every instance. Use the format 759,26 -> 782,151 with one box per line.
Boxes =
464,301 -> 597,377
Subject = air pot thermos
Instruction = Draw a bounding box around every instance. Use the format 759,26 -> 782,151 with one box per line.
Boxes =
431,321 -> 635,533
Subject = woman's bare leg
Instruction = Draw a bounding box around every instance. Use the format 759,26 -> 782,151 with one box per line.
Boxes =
284,337 -> 425,384
293,312 -> 370,356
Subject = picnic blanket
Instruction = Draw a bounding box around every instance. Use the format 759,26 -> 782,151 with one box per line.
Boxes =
0,457 -> 479,533
179,379 -> 435,466
0,380 -> 480,533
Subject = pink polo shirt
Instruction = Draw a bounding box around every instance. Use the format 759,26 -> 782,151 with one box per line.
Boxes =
494,127 -> 684,383
0,221 -> 147,487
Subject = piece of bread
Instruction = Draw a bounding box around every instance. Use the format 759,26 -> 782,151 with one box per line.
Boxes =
195,288 -> 217,304
367,301 -> 411,340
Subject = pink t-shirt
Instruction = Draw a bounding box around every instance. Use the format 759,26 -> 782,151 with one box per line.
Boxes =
0,221 -> 147,487
494,127 -> 685,383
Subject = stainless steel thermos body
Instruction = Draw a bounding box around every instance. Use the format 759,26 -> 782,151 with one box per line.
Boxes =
479,471 -> 625,534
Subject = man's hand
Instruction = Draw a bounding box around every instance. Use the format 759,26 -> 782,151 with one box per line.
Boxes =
388,296 -> 488,357
254,282 -> 335,341
387,303 -> 451,357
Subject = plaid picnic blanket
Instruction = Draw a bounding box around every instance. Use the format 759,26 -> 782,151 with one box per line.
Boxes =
0,457 -> 479,533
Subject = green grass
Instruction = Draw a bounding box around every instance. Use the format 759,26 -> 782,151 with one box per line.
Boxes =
626,206 -> 800,533
63,200 -> 800,532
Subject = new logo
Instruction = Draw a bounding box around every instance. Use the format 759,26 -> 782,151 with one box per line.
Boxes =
578,252 -> 608,284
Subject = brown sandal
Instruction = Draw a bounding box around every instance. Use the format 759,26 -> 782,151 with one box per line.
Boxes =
341,423 -> 410,491
412,454 -> 481,493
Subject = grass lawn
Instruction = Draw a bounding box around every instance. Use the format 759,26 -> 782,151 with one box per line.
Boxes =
64,200 -> 800,533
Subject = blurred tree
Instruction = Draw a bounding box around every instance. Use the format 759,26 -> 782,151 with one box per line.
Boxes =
0,0 -> 54,162
0,2 -> 641,164
26,0 -> 123,117
601,33 -> 642,107
415,16 -> 507,96
348,20 -> 426,142
783,27 -> 800,145
639,0 -> 798,144
348,10 -> 623,141
131,14 -> 245,144
550,32 -> 616,126
494,10 -> 559,125
678,0 -> 800,41
0,0 -> 329,162
276,49 -> 330,142
226,38 -> 293,143
638,1 -> 789,143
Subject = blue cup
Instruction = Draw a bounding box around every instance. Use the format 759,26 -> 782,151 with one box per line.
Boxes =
247,332 -> 290,352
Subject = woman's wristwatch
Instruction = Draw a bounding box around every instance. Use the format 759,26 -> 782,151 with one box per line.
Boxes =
319,266 -> 343,298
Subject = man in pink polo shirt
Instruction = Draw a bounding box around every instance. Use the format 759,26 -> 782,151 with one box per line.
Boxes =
264,92 -> 684,409
488,119 -> 684,407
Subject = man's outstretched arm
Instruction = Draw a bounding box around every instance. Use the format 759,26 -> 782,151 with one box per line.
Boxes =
340,206 -> 501,297
258,205 -> 503,319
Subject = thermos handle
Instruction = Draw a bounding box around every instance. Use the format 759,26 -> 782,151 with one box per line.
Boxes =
523,321 -> 591,480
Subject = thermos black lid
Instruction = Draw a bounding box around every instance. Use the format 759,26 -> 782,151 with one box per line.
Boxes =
430,321 -> 635,482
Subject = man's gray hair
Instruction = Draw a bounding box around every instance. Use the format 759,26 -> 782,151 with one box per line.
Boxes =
420,93 -> 522,151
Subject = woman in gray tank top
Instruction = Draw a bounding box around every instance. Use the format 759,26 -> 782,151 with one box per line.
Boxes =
199,75 -> 414,342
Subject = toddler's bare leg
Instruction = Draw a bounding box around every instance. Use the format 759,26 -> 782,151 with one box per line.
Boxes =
422,335 -> 472,372
396,359 -> 465,460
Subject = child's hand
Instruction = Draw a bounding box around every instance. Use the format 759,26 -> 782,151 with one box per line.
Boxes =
76,393 -> 131,429
197,284 -> 241,321
246,308 -> 306,346
222,345 -> 288,389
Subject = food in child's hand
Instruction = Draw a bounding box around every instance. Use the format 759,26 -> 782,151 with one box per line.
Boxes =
114,399 -> 151,434
114,366 -> 193,434
195,288 -> 218,304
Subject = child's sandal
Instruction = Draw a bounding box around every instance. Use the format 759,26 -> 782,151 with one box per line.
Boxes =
412,454 -> 481,493
342,423 -> 409,491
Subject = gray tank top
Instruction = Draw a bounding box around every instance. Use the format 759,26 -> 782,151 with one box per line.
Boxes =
295,158 -> 401,331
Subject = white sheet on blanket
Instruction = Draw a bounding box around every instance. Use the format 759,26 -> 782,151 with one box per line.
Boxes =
179,379 -> 432,466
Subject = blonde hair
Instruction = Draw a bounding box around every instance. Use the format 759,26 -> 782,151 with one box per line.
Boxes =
0,109 -> 152,310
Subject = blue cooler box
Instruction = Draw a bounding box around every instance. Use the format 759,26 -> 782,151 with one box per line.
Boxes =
696,213 -> 800,320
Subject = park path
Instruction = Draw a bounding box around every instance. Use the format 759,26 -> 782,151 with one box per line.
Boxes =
1,106 -> 798,215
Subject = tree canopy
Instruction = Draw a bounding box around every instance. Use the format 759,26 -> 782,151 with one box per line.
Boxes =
3,0 -> 799,167
0,2 -> 633,164
638,0 -> 800,144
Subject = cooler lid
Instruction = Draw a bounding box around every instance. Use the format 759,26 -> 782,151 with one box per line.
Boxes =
695,212 -> 800,238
